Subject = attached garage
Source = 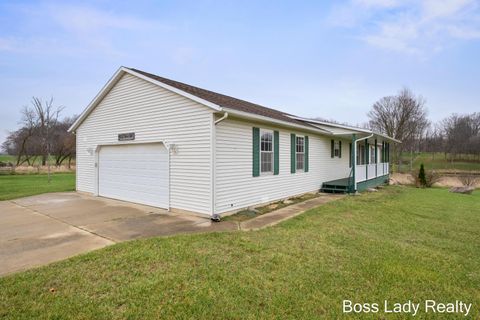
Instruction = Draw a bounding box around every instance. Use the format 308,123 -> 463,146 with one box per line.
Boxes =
98,143 -> 169,208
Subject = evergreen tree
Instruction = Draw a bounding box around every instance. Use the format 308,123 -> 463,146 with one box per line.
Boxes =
418,163 -> 427,187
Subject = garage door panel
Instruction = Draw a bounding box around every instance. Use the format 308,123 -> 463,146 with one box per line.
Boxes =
98,144 -> 169,208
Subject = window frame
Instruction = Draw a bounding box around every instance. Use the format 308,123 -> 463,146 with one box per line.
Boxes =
259,129 -> 274,174
370,145 -> 376,164
357,144 -> 365,165
334,140 -> 340,157
296,135 -> 305,171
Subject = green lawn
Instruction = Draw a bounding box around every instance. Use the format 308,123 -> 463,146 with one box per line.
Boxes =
397,152 -> 480,172
0,173 -> 75,200
1,186 -> 479,319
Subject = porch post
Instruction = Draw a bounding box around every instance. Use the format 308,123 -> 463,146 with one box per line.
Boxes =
352,134 -> 356,192
365,139 -> 368,179
375,138 -> 378,177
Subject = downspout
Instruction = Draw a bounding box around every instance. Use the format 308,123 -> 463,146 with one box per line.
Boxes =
215,112 -> 229,125
352,133 -> 374,192
211,112 -> 228,221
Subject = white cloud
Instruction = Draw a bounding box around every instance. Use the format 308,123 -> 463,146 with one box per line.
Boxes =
47,5 -> 155,35
328,0 -> 480,55
0,3 -> 168,56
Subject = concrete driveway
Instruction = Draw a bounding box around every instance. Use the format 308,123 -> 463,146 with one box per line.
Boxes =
0,192 -> 236,276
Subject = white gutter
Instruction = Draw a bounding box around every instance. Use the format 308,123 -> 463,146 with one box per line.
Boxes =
287,115 -> 372,134
210,111 -> 228,221
214,112 -> 229,124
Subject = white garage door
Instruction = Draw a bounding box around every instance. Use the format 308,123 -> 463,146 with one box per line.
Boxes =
98,143 -> 169,208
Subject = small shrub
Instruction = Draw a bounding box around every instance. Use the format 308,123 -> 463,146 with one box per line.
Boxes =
458,175 -> 478,187
415,164 -> 439,188
424,170 -> 440,187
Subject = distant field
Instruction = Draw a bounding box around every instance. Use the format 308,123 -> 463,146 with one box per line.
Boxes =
0,173 -> 75,200
0,155 -> 75,166
0,155 -> 15,163
396,152 -> 480,172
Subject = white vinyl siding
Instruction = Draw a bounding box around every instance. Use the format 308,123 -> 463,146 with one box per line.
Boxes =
76,73 -> 213,215
215,118 -> 351,214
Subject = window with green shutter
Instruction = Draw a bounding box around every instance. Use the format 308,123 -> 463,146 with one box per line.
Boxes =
331,140 -> 342,158
295,136 -> 305,171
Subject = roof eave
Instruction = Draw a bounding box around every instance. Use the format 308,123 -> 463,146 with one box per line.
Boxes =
288,115 -> 401,143
222,108 -> 335,136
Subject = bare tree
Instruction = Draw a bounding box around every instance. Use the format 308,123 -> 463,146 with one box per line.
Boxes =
50,116 -> 77,167
440,113 -> 480,161
368,88 -> 429,171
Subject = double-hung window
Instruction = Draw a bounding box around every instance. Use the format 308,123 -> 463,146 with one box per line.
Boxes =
296,136 -> 305,171
370,145 -> 376,164
260,130 -> 274,173
357,144 -> 365,165
334,141 -> 340,157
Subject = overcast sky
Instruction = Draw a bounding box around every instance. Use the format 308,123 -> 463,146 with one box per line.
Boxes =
1,0 -> 479,145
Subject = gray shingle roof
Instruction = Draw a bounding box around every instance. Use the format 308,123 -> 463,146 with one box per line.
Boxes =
129,68 -> 315,128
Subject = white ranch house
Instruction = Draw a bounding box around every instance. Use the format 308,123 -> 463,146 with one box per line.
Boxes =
69,67 -> 399,218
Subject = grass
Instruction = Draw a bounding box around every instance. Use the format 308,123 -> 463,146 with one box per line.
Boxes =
0,173 -> 75,200
1,186 -> 479,319
224,192 -> 319,222
397,152 -> 480,172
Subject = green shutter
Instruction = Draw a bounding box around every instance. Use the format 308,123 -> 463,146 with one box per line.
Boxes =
374,139 -> 377,164
252,127 -> 260,177
305,136 -> 309,172
365,140 -> 369,164
291,133 -> 296,174
349,143 -> 352,167
339,141 -> 342,158
331,139 -> 334,158
387,142 -> 390,162
274,130 -> 279,175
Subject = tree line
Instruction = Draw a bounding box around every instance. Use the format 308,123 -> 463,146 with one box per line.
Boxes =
368,88 -> 480,169
1,97 -> 76,168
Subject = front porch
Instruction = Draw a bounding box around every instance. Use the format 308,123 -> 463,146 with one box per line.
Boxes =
321,132 -> 393,193
321,163 -> 390,193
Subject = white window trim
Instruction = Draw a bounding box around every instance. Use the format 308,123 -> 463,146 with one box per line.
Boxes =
260,129 -> 274,175
296,135 -> 305,172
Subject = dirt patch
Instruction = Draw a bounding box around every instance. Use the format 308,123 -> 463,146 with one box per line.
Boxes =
390,173 -> 415,185
390,172 -> 480,188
